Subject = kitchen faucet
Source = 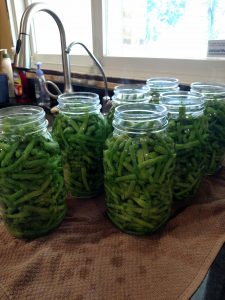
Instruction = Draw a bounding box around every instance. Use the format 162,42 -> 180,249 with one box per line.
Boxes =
14,2 -> 73,97
14,2 -> 110,108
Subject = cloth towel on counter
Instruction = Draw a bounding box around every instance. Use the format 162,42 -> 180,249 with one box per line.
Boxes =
0,168 -> 225,300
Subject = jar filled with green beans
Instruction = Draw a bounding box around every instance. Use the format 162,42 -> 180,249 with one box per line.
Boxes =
104,103 -> 176,235
106,84 -> 150,134
160,91 -> 207,203
146,77 -> 179,103
52,92 -> 106,198
190,82 -> 225,175
0,106 -> 66,239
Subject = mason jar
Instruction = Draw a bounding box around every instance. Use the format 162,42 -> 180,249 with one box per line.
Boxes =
104,103 -> 176,235
52,92 -> 106,198
106,84 -> 151,135
190,82 -> 225,174
0,106 -> 66,239
146,77 -> 179,103
160,91 -> 207,203
114,84 -> 150,98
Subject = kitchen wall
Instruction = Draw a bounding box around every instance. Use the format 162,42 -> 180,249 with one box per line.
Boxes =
0,0 -> 13,66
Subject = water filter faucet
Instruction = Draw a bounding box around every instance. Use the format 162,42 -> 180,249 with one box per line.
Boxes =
66,42 -> 111,113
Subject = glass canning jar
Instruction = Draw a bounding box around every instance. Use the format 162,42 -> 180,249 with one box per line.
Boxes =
113,83 -> 150,98
52,92 -> 106,198
0,106 -> 66,239
190,82 -> 225,174
106,84 -> 151,134
146,77 -> 179,103
104,103 -> 176,235
160,91 -> 207,203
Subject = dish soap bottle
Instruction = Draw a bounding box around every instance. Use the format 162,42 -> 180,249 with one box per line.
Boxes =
0,49 -> 15,101
35,62 -> 50,108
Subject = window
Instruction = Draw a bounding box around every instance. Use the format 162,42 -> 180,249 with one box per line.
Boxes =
6,0 -> 225,84
29,0 -> 92,54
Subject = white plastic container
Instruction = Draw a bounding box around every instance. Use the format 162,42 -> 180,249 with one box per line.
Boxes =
0,49 -> 14,99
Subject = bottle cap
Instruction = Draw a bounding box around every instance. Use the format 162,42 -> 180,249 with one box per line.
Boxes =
35,62 -> 44,76
0,49 -> 10,59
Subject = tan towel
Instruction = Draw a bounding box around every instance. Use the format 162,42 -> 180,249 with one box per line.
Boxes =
0,169 -> 225,300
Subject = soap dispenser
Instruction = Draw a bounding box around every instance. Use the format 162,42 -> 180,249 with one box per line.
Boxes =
0,49 -> 15,99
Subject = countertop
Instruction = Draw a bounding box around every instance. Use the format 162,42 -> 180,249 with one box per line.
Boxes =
0,168 -> 225,299
0,102 -> 225,300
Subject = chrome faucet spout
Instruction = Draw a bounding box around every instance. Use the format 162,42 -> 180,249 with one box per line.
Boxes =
66,41 -> 109,98
14,2 -> 73,94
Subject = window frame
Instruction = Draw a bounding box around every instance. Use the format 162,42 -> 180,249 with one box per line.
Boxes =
7,0 -> 225,85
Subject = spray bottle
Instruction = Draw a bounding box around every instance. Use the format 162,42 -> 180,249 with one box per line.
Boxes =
35,62 -> 50,107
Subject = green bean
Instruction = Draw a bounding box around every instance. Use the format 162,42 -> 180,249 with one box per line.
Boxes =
0,120 -> 66,239
104,132 -> 175,235
53,112 -> 106,198
149,91 -> 161,103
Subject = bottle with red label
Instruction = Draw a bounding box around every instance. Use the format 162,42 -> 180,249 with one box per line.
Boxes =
13,68 -> 32,104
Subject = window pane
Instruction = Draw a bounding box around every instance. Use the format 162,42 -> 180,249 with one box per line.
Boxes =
103,0 -> 225,59
209,0 -> 225,39
29,0 -> 92,55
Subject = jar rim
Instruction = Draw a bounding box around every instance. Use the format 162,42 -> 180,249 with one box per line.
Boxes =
160,91 -> 204,104
146,77 -> 179,85
114,103 -> 167,117
114,83 -> 150,92
111,95 -> 150,104
113,103 -> 168,135
57,92 -> 101,115
0,105 -> 45,127
159,91 -> 205,117
190,82 -> 225,95
0,105 -> 48,135
58,92 -> 99,101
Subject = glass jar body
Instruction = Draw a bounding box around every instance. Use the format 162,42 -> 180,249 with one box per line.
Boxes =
0,106 -> 66,239
191,83 -> 225,174
53,93 -> 106,198
146,77 -> 179,103
160,91 -> 207,203
104,104 -> 176,235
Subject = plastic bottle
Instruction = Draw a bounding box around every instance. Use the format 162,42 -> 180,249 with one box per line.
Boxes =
12,67 -> 23,100
0,49 -> 15,100
35,62 -> 50,107
11,47 -> 32,104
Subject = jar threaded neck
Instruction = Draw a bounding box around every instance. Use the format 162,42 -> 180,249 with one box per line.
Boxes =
113,103 -> 168,135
